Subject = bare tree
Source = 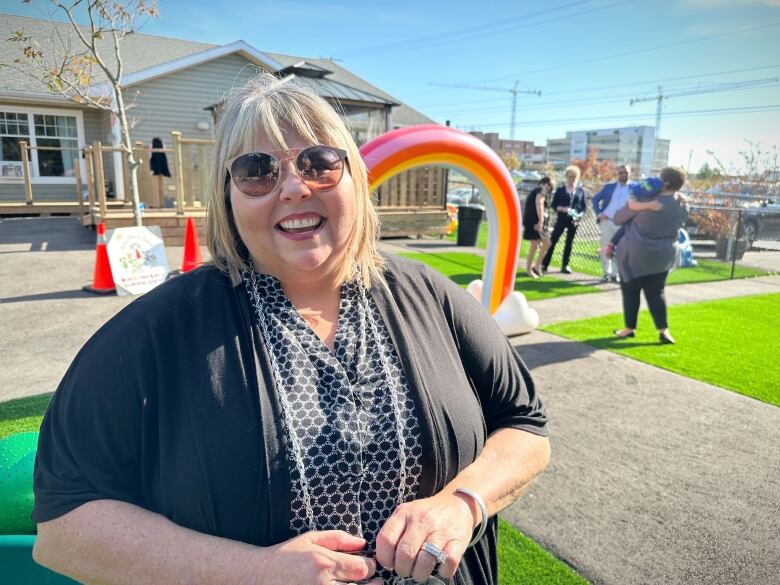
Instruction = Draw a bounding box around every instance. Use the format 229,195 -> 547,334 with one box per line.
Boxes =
4,0 -> 160,226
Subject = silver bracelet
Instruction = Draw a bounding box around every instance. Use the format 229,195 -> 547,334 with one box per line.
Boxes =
455,487 -> 488,547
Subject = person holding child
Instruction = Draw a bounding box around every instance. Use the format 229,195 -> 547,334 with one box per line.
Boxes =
522,176 -> 554,279
610,167 -> 689,344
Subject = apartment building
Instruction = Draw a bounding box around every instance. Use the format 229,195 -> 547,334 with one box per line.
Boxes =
546,126 -> 670,177
470,131 -> 546,166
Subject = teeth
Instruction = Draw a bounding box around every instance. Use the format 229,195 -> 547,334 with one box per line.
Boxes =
279,216 -> 321,231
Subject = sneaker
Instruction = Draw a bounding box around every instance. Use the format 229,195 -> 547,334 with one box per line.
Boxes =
608,274 -> 619,283
659,331 -> 676,344
599,275 -> 610,284
540,266 -> 549,274
561,266 -> 572,274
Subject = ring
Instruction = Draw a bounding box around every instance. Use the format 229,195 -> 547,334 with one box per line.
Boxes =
421,541 -> 448,565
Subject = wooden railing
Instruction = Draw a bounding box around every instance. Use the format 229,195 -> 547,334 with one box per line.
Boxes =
17,140 -> 85,210
11,134 -> 447,228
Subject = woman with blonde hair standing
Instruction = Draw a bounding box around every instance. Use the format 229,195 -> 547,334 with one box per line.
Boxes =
541,165 -> 587,274
32,75 -> 550,585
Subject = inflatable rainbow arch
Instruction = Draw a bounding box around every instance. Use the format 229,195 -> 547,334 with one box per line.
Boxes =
360,125 -> 538,332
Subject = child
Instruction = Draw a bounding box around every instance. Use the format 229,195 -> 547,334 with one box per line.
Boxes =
604,177 -> 664,262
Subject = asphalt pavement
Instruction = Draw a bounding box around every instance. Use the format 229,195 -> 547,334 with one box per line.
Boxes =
1,218 -> 779,584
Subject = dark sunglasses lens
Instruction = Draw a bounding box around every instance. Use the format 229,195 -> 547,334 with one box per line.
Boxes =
231,153 -> 279,197
297,146 -> 344,189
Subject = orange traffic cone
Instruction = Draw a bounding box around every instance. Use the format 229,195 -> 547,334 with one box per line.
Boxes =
82,223 -> 116,295
181,217 -> 203,272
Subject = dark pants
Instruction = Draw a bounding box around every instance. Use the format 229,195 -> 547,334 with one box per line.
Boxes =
620,271 -> 669,330
542,216 -> 577,270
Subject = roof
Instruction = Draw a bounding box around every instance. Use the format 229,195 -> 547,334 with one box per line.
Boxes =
0,13 -> 434,125
0,14 -> 218,95
264,53 -> 435,127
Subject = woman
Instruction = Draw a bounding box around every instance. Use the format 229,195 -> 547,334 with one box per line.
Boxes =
522,176 -> 554,279
32,75 -> 550,585
541,165 -> 586,274
612,167 -> 689,344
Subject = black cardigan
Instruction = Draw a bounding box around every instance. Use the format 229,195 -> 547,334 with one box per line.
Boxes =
33,256 -> 548,584
550,184 -> 587,219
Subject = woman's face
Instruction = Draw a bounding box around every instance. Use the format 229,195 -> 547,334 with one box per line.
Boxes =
565,172 -> 577,185
229,129 -> 356,284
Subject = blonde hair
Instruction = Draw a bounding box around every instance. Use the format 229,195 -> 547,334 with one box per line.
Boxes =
206,74 -> 384,288
564,165 -> 581,180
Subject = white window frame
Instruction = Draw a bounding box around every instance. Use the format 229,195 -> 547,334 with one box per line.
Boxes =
0,104 -> 87,185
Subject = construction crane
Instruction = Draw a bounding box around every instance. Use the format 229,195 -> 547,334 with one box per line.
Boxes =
429,81 -> 541,139
630,76 -> 780,137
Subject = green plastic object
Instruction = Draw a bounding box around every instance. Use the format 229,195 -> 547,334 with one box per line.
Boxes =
0,535 -> 79,584
0,431 -> 38,534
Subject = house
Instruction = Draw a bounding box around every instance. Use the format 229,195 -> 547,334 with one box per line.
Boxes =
0,13 -> 442,235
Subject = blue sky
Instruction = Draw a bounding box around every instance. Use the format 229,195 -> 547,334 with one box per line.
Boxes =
6,0 -> 780,173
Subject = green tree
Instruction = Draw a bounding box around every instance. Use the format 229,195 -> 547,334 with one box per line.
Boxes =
499,150 -> 520,172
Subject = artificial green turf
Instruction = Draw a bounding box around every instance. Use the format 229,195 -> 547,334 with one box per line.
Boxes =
447,222 -> 770,284
0,395 -> 589,584
498,519 -> 589,585
543,293 -> 780,407
0,392 -> 51,439
400,252 -> 601,301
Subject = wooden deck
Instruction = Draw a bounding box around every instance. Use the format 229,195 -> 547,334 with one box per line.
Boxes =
0,201 -> 447,243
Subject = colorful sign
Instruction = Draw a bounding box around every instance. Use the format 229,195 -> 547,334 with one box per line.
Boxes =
106,226 -> 169,296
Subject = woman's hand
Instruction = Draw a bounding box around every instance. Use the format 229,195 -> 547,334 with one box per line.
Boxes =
375,492 -> 477,583
253,530 -> 380,585
534,223 -> 542,231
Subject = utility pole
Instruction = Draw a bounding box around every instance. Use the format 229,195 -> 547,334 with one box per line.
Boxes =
429,81 -> 541,139
630,76 -> 780,138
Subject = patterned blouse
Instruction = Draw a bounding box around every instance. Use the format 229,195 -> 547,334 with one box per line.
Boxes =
244,271 -> 424,583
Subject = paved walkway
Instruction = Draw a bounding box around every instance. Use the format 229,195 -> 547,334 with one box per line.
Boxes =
2,220 -> 779,584
366,238 -> 780,584
504,330 -> 779,585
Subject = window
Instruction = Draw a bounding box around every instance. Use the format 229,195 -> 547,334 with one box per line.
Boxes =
0,109 -> 82,181
0,111 -> 30,178
34,115 -> 78,177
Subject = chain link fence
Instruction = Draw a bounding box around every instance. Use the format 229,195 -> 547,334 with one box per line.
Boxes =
516,185 -> 780,284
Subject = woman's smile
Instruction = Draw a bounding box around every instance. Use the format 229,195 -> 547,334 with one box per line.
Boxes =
276,212 -> 326,240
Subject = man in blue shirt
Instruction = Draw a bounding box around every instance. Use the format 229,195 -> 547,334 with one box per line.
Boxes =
592,165 -> 632,282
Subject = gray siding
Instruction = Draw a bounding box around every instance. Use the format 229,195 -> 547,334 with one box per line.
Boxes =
0,183 -> 73,202
127,54 -> 266,146
84,109 -> 104,144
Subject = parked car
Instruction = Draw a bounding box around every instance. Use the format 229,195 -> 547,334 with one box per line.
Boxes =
512,169 -> 543,192
687,182 -> 780,248
741,198 -> 780,247
446,186 -> 478,206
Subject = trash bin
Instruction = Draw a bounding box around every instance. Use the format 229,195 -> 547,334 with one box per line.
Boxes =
456,205 -> 484,246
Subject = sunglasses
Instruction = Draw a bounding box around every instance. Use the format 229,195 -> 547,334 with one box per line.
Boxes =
226,145 -> 348,198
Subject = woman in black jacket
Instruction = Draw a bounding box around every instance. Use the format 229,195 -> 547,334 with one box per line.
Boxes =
32,74 -> 550,585
541,165 -> 587,274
